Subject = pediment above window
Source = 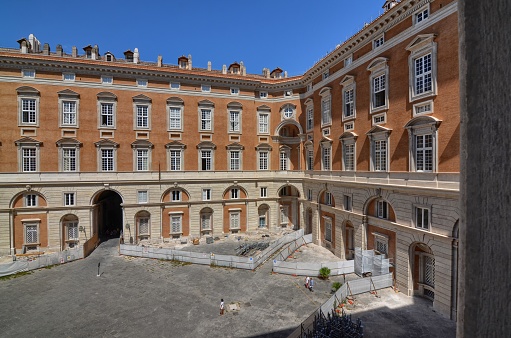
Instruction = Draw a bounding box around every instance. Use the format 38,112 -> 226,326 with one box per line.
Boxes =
167,97 -> 184,106
256,104 -> 271,112
94,139 -> 119,148
340,75 -> 355,87
339,132 -> 358,140
366,125 -> 392,136
15,137 -> 42,146
319,136 -> 333,145
133,94 -> 152,103
55,138 -> 82,147
367,57 -> 388,72
131,140 -> 154,149
16,86 -> 40,96
406,34 -> 437,52
255,143 -> 272,151
304,98 -> 313,106
404,115 -> 442,129
227,101 -> 243,109
319,87 -> 332,97
198,99 -> 215,107
165,141 -> 186,149
226,142 -> 244,150
196,141 -> 216,149
97,92 -> 117,101
57,89 -> 80,99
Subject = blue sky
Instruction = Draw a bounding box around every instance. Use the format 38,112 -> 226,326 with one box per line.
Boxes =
0,0 -> 384,76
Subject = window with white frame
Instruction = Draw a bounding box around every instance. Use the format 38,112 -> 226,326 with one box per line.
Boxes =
17,87 -> 40,126
258,113 -> 269,134
414,7 -> 429,24
230,87 -> 239,95
201,212 -> 212,230
25,223 -> 38,244
284,90 -> 293,97
368,58 -> 389,113
229,110 -> 240,133
321,95 -> 331,126
170,82 -> 180,90
171,190 -> 181,201
307,148 -> 314,171
344,122 -> 354,131
64,192 -> 75,206
170,214 -> 182,234
260,187 -> 267,198
63,73 -> 75,81
324,217 -> 332,242
21,98 -> 37,125
201,84 -> 211,92
307,83 -> 313,92
101,75 -> 113,84
62,101 -> 77,126
138,217 -> 149,237
22,147 -> 37,172
58,89 -> 80,127
282,105 -> 294,119
200,109 -> 212,131
415,134 -> 433,172
415,206 -> 430,230
373,113 -> 386,125
376,200 -> 388,219
374,234 -> 388,256
406,34 -> 437,101
229,150 -> 241,170
168,149 -> 182,171
230,211 -> 240,229
202,188 -> 211,201
344,88 -> 355,119
137,79 -> 147,87
100,102 -> 114,127
259,213 -> 267,228
306,106 -> 314,131
405,117 -> 439,172
344,55 -> 353,67
259,91 -> 268,99
344,195 -> 352,211
321,143 -> 332,171
22,69 -> 35,78
323,71 -> 330,80
63,148 -> 77,171
258,151 -> 268,170
66,222 -> 79,241
135,105 -> 150,129
413,101 -> 433,116
138,190 -> 148,203
231,188 -> 239,199
279,148 -> 289,170
374,140 -> 387,171
25,194 -> 37,207
343,141 -> 355,171
373,35 -> 384,49
325,192 -> 333,206
136,149 -> 149,171
169,106 -> 182,130
201,149 -> 212,170
101,149 -> 114,171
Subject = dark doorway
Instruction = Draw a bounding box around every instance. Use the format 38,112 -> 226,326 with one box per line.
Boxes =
95,190 -> 123,240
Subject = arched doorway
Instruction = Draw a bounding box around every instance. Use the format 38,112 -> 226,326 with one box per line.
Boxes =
344,221 -> 354,260
200,207 -> 213,236
410,242 -> 435,301
93,190 -> 123,240
60,214 -> 79,250
305,208 -> 313,235
258,204 -> 270,229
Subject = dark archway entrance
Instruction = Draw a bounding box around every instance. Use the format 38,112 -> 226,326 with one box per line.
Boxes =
94,190 -> 123,240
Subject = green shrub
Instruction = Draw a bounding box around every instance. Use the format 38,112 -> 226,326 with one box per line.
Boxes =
319,266 -> 331,279
332,281 -> 342,291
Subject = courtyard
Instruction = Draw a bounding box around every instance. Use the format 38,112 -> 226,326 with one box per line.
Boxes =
0,239 -> 455,337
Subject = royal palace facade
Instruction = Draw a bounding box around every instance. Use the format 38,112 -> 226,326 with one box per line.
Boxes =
0,0 -> 459,318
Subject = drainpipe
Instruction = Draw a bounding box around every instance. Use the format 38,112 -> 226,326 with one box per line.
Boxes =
10,210 -> 15,256
451,237 -> 458,320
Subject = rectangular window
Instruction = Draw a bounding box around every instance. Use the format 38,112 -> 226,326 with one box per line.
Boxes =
344,55 -> 353,67
231,188 -> 239,199
170,150 -> 182,171
202,188 -> 211,201
373,36 -> 384,49
280,207 -> 289,226
136,105 -> 149,128
201,150 -> 212,170
377,200 -> 388,219
172,190 -> 181,201
230,212 -> 240,229
344,89 -> 354,118
414,101 -> 433,115
170,82 -> 180,90
22,69 -> 35,78
374,140 -> 387,171
416,134 -> 433,172
64,192 -> 75,206
416,207 -> 430,230
307,189 -> 313,201
284,90 -> 293,97
63,73 -> 75,81
259,91 -> 268,99
137,79 -> 147,87
62,101 -> 77,125
169,107 -> 182,130
307,149 -> 314,170
344,195 -> 352,211
63,148 -> 76,171
260,187 -> 267,198
101,149 -> 114,171
258,151 -> 268,170
200,109 -> 212,131
279,152 -> 288,171
201,84 -> 211,92
201,214 -> 211,230
229,111 -> 240,132
322,147 -> 331,171
138,218 -> 149,236
375,237 -> 388,255
326,192 -> 332,206
344,122 -> 354,131
373,114 -> 386,125
258,113 -> 269,133
67,222 -> 79,240
321,98 -> 331,125
22,148 -> 37,172
230,151 -> 240,170
25,225 -> 38,244
138,190 -> 148,203
21,99 -> 37,124
26,194 -> 37,207
415,9 -> 429,24
230,87 -> 239,95
136,149 -> 149,171
259,215 -> 267,228
101,103 -> 114,127
344,143 -> 354,171
373,74 -> 386,108
171,215 -> 182,233
325,218 -> 332,242
101,76 -> 113,84
415,54 -> 432,95
306,108 -> 314,130
323,71 -> 329,80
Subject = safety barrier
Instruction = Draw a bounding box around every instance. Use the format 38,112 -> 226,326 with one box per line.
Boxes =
0,247 -> 84,277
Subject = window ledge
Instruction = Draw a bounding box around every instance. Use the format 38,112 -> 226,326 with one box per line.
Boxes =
410,92 -> 436,103
370,107 -> 388,114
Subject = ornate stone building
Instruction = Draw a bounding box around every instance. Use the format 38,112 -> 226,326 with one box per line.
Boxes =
0,0 -> 459,318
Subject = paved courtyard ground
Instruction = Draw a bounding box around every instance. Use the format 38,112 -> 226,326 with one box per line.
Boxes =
0,239 -> 455,338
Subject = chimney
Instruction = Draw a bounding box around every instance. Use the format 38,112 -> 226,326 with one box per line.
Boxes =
222,64 -> 227,74
92,44 -> 99,60
72,46 -> 77,57
18,39 -> 28,54
56,44 -> 63,56
240,61 -> 246,76
28,34 -> 41,53
157,55 -> 163,67
134,48 -> 139,64
188,54 -> 192,70
284,71 -> 288,78
207,61 -> 212,71
43,43 -> 50,55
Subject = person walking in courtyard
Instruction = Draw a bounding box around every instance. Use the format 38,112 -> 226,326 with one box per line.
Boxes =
305,276 -> 310,289
220,299 -> 224,315
309,278 -> 314,292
